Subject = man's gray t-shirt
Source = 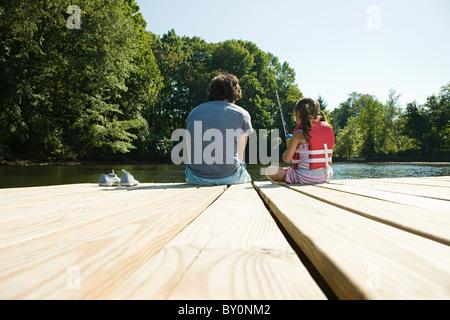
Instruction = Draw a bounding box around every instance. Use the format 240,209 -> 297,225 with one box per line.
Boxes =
186,100 -> 253,179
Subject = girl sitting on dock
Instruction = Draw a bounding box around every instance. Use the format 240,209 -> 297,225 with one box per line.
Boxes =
266,98 -> 335,184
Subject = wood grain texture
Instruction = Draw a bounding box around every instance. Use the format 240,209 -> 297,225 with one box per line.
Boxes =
0,184 -> 200,248
0,184 -> 226,299
2,176 -> 449,300
287,184 -> 450,246
363,177 -> 450,188
317,183 -> 450,211
0,184 -> 195,248
330,178 -> 450,201
107,183 -> 326,300
254,181 -> 450,300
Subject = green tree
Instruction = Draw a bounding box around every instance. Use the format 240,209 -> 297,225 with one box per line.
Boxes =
151,30 -> 213,132
401,102 -> 432,153
0,3 -> 307,162
317,95 -> 328,111
357,96 -> 386,157
64,0 -> 155,159
424,83 -> 450,153
0,0 -> 160,160
383,88 -> 405,153
401,83 -> 450,155
334,117 -> 361,157
330,92 -> 363,134
333,93 -> 389,158
210,40 -> 254,78
270,57 -> 302,136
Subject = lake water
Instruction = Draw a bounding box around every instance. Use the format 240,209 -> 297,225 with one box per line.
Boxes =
0,162 -> 449,189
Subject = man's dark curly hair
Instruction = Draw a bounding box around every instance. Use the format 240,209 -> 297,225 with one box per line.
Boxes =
207,72 -> 242,103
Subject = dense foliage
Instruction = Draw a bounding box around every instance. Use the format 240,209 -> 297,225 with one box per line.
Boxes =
331,85 -> 450,158
1,1 -> 448,162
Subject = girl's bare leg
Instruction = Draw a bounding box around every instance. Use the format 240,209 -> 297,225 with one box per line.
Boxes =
265,166 -> 287,183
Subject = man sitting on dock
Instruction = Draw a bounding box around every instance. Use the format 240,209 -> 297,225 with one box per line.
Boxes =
184,72 -> 253,185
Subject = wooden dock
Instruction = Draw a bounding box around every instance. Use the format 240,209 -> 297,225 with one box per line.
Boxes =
0,176 -> 449,300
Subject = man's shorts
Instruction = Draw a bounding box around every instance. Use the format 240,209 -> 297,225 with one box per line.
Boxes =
185,162 -> 251,186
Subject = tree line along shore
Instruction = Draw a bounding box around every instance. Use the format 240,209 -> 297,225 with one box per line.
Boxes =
1,1 -> 448,163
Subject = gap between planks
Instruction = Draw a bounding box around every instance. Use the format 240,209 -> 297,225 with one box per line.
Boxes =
106,183 -> 327,300
254,181 -> 450,300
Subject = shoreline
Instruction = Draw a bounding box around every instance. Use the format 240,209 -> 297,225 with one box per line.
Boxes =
1,159 -> 449,167
0,159 -> 170,167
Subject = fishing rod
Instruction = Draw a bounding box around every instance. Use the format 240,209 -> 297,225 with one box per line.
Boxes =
275,90 -> 292,146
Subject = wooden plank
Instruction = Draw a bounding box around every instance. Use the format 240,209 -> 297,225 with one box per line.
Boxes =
254,181 -> 450,300
364,177 -> 450,188
0,184 -> 227,299
330,179 -> 450,201
0,184 -> 99,209
420,176 -> 450,179
287,184 -> 450,246
0,183 -> 187,212
0,183 -> 196,248
317,183 -> 450,211
419,176 -> 450,182
106,183 -> 327,300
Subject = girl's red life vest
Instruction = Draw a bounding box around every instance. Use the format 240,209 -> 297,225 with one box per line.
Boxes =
292,121 -> 335,170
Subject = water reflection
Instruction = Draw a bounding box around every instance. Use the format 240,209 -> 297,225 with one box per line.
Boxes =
0,162 -> 448,188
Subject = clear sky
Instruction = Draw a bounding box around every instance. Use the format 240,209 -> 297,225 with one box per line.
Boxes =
136,0 -> 450,110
